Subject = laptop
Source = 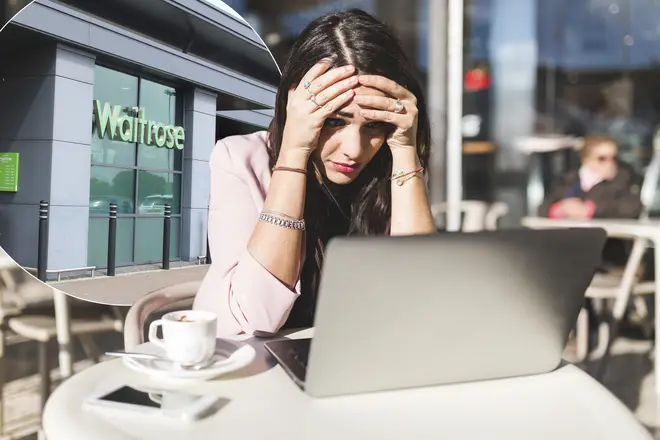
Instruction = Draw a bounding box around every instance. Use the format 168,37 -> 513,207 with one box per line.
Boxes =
264,228 -> 607,397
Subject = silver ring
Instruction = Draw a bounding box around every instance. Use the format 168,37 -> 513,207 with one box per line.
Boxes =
310,94 -> 322,107
393,99 -> 404,113
303,81 -> 311,89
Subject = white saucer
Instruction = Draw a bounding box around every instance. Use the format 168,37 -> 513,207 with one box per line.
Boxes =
122,339 -> 256,381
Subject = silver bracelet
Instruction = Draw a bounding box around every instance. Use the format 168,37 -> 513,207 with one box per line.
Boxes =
259,211 -> 305,230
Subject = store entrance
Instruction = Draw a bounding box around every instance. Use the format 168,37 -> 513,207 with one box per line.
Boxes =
215,117 -> 265,141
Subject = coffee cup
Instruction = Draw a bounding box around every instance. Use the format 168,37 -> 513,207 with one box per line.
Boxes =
148,310 -> 218,366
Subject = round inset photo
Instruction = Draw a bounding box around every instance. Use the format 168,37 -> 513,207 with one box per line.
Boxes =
0,0 -> 279,306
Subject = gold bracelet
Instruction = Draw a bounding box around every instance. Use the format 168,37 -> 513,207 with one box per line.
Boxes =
390,167 -> 424,186
272,166 -> 307,175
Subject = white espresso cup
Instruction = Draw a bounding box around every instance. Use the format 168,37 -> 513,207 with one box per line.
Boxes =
148,310 -> 218,366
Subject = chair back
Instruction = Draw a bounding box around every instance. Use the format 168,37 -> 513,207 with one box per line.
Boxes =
639,147 -> 660,218
123,280 -> 200,350
484,202 -> 509,230
432,200 -> 510,232
431,201 -> 488,232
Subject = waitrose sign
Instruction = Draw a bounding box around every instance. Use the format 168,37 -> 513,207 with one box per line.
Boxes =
93,100 -> 185,150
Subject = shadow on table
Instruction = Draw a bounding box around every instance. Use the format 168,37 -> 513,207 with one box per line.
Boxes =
217,328 -> 306,380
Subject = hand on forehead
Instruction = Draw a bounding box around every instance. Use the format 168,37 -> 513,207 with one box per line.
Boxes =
337,86 -> 389,115
353,85 -> 389,99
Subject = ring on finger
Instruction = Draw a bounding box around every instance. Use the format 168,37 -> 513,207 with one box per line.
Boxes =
309,94 -> 322,108
304,81 -> 317,98
393,99 -> 404,113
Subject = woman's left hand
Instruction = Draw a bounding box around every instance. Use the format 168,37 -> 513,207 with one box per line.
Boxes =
353,75 -> 418,153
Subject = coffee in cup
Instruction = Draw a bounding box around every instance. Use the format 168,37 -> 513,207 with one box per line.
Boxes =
148,310 -> 218,366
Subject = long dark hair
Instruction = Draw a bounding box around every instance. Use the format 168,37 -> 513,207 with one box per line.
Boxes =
267,9 -> 431,327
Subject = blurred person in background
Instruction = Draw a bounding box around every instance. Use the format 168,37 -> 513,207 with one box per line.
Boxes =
539,134 -> 646,344
539,134 -> 642,224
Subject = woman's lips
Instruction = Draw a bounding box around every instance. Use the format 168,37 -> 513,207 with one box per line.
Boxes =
331,162 -> 359,173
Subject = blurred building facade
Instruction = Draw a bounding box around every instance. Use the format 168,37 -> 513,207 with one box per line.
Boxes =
225,0 -> 660,223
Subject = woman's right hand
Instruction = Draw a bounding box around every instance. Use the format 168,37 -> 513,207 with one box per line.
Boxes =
279,61 -> 358,163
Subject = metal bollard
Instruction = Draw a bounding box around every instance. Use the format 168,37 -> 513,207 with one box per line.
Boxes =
107,203 -> 117,276
162,204 -> 171,270
37,200 -> 49,282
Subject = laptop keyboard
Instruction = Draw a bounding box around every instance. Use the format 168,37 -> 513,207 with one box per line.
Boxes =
264,338 -> 312,388
290,339 -> 310,369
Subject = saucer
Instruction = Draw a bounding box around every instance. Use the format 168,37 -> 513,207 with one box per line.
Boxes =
122,339 -> 256,381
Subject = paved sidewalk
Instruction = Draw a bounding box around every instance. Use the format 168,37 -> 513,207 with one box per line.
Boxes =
50,265 -> 209,306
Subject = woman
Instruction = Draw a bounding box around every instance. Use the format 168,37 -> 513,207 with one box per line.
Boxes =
193,9 -> 436,336
538,134 -> 642,220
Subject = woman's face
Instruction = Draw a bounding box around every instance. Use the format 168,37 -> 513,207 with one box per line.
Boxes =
583,141 -> 618,180
311,85 -> 393,184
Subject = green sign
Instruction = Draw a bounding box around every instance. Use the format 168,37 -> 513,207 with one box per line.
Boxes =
92,100 -> 185,150
0,153 -> 19,192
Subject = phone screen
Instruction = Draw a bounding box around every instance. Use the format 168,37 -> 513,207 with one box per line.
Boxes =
99,386 -> 204,410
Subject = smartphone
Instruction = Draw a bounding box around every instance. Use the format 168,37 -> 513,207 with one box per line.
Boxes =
84,384 -> 223,422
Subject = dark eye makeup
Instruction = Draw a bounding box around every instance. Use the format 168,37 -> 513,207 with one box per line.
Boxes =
324,118 -> 345,128
323,118 -> 392,131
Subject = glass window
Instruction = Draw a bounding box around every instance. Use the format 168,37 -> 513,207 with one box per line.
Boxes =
137,79 -> 183,171
137,171 -> 181,215
89,167 -> 136,214
91,66 -> 138,167
459,0 -> 660,218
87,218 -> 135,267
134,217 -> 181,262
223,0 -> 428,81
89,65 -> 183,266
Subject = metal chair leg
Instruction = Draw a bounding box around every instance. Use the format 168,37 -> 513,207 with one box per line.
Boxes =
592,313 -> 623,381
78,334 -> 100,364
575,308 -> 589,363
38,341 -> 50,410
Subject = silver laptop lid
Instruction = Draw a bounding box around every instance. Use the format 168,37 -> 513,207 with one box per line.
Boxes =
305,228 -> 607,397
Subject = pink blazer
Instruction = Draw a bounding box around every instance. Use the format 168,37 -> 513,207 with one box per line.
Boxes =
192,131 -> 302,337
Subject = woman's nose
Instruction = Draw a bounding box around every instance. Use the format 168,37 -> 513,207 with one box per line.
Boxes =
338,129 -> 365,160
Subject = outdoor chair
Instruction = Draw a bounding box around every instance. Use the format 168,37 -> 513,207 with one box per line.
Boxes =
0,262 -> 124,438
6,293 -> 124,409
484,202 -> 509,230
431,200 -> 509,232
574,148 -> 660,378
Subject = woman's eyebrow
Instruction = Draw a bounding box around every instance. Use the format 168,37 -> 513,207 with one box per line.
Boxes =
334,110 -> 353,118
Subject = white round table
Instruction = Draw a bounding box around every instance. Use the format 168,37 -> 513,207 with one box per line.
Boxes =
43,329 -> 652,440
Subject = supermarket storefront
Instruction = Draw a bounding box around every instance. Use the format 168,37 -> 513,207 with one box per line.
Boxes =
0,0 -> 278,270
